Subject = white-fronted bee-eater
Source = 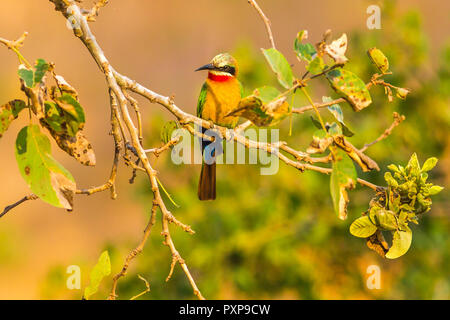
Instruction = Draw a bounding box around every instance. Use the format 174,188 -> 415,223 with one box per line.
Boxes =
195,53 -> 243,200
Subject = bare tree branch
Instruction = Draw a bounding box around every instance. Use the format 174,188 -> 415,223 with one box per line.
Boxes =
0,194 -> 38,219
109,201 -> 157,300
50,0 -> 205,300
247,0 -> 276,49
129,275 -> 150,300
360,112 -> 405,152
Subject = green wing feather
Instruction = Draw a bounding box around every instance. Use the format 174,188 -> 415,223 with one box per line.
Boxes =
197,82 -> 208,117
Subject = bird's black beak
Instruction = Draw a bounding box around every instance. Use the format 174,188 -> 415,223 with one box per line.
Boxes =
195,63 -> 215,72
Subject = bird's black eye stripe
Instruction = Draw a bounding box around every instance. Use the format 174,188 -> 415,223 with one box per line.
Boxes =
219,66 -> 235,75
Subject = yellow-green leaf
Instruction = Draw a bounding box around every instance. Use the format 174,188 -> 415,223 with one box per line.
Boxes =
386,228 -> 412,259
84,250 -> 111,300
428,185 -> 443,195
370,208 -> 398,231
421,157 -> 438,172
330,149 -> 357,220
326,68 -> 372,111
350,216 -> 377,238
307,56 -> 326,75
15,125 -> 76,209
34,59 -> 49,85
18,65 -> 34,88
0,100 -> 26,138
56,93 -> 85,124
262,48 -> 294,89
294,30 -> 316,62
18,59 -> 49,88
367,47 -> 389,73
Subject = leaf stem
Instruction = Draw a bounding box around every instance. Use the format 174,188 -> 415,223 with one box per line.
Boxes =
156,176 -> 180,208
12,47 -> 32,69
301,87 -> 327,132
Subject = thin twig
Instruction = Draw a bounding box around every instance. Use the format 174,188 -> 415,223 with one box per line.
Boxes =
109,202 -> 157,300
247,0 -> 276,49
360,112 -> 405,152
144,136 -> 181,157
76,90 -> 122,198
129,275 -> 150,300
0,32 -> 32,68
85,0 -> 109,21
0,194 -> 38,219
292,97 -> 345,114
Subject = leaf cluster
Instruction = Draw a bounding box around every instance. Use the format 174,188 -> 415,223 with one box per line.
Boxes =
350,153 -> 443,258
0,58 -> 95,210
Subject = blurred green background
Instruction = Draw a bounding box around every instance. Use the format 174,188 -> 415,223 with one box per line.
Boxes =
0,0 -> 448,299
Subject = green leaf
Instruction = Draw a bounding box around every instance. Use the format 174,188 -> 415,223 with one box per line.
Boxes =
56,93 -> 85,124
84,250 -> 111,300
387,164 -> 399,173
340,123 -> 355,137
42,94 -> 86,138
428,185 -> 443,195
330,149 -> 357,220
294,32 -> 316,62
43,101 -> 64,133
324,96 -> 344,122
310,116 -> 322,129
388,194 -> 401,213
0,100 -> 26,138
160,121 -> 178,144
367,47 -> 389,73
15,125 -> 76,209
384,172 -> 398,188
370,208 -> 398,231
350,216 -> 377,238
386,228 -> 413,259
41,101 -> 95,166
307,56 -> 326,75
18,59 -> 49,88
34,59 -> 49,85
18,65 -> 34,88
326,68 -> 372,111
421,157 -> 438,172
406,153 -> 420,175
254,86 -> 281,103
398,211 -> 410,231
327,122 -> 342,136
323,96 -> 354,137
262,48 -> 295,89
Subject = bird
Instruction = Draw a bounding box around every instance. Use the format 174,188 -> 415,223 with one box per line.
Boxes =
195,53 -> 243,200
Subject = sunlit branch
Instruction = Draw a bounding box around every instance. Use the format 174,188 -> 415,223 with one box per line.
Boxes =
360,112 -> 405,152
0,194 -> 38,219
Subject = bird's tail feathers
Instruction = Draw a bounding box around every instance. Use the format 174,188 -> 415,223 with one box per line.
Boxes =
198,162 -> 216,201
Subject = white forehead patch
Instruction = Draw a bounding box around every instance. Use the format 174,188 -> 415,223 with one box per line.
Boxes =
209,70 -> 233,77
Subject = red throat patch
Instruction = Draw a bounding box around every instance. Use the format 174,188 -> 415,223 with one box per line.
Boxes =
208,72 -> 233,82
